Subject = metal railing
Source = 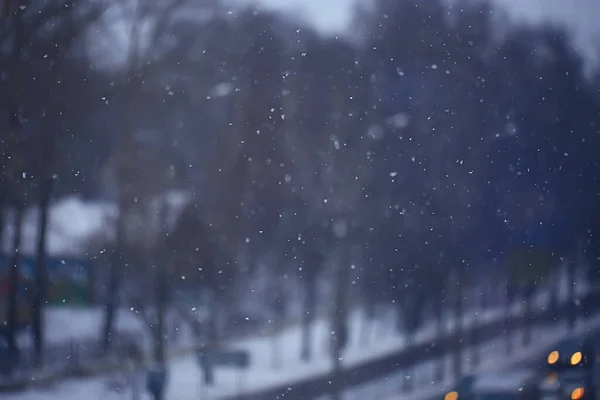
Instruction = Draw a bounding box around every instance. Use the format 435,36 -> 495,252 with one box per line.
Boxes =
220,292 -> 598,400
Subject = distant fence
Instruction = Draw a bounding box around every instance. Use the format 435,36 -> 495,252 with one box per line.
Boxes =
222,291 -> 600,400
0,331 -> 139,391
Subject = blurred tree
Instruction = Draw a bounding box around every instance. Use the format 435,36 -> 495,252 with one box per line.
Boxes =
99,0 -> 200,357
1,133 -> 30,368
0,2 -> 26,363
25,0 -> 105,367
0,0 -> 593,386
298,224 -> 328,362
0,0 -> 90,367
236,11 -> 290,368
167,200 -> 239,386
506,246 -> 560,344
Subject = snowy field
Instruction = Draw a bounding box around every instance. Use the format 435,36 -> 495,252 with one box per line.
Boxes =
4,280 -> 588,400
7,311 -> 595,400
17,307 -> 148,349
18,261 -> 586,346
0,194 -> 589,399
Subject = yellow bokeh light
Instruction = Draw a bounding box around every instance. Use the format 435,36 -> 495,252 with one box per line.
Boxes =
445,391 -> 459,400
571,387 -> 585,400
571,352 -> 583,366
548,350 -> 560,365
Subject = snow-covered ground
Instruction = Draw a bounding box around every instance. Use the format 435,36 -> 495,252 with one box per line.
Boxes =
17,307 -> 147,348
20,260 -> 586,345
1,242 -> 588,399
5,286 -> 588,400
375,314 -> 600,400
0,308 -> 495,400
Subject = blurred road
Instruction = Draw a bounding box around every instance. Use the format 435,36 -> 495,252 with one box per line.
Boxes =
413,324 -> 600,400
512,327 -> 598,373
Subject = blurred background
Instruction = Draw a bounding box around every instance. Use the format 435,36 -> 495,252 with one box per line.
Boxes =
0,0 -> 598,399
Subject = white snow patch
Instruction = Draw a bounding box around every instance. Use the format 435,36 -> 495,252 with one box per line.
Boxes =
210,82 -> 235,97
2,191 -> 192,259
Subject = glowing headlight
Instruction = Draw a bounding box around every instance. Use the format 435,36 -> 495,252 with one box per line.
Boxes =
571,351 -> 583,366
548,350 -> 560,365
571,387 -> 585,400
445,391 -> 459,400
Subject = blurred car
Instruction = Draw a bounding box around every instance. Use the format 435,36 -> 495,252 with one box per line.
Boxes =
539,370 -> 588,400
444,370 -> 540,400
546,337 -> 587,372
542,334 -> 600,400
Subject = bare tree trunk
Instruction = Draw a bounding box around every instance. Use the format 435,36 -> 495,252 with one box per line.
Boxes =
87,256 -> 98,304
201,287 -> 217,385
32,176 -> 52,367
567,260 -> 576,331
433,298 -> 445,382
550,276 -> 559,321
102,0 -> 141,354
0,199 -> 5,255
4,0 -> 25,367
154,202 -> 169,368
155,267 -> 167,366
452,270 -> 464,382
300,274 -> 317,362
271,274 -> 285,369
102,201 -> 127,353
522,285 -> 534,345
6,204 -> 24,364
505,281 -> 514,354
331,250 -> 350,400
470,289 -> 483,367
